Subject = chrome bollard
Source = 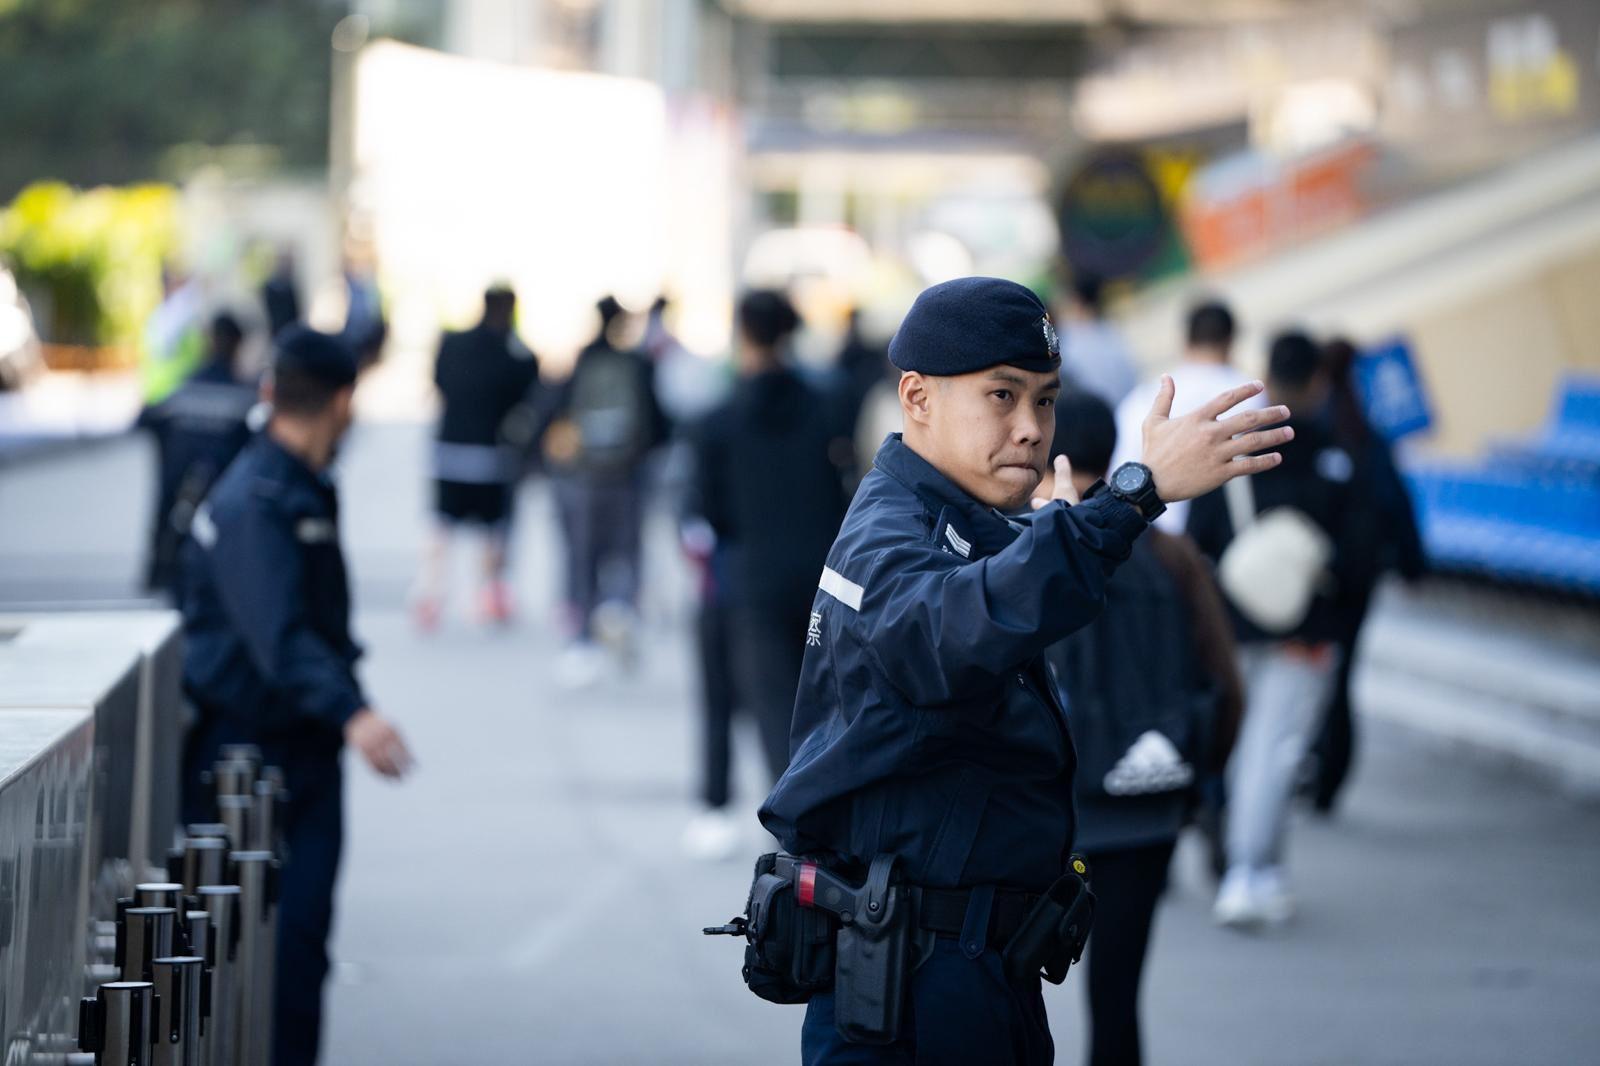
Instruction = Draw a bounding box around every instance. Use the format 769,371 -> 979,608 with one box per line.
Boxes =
135,882 -> 190,914
230,851 -> 278,1066
194,886 -> 241,1066
183,911 -> 216,1066
248,777 -> 283,856
78,980 -> 156,1066
179,838 -> 230,895
119,906 -> 177,984
150,956 -> 207,1066
209,759 -> 256,801
216,795 -> 253,862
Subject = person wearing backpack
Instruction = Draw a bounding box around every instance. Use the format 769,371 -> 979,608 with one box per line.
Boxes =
543,295 -> 671,678
1044,392 -> 1244,1066
1186,330 -> 1356,928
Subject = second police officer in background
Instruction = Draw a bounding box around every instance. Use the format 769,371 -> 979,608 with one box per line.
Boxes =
177,327 -> 414,1066
754,277 -> 1295,1065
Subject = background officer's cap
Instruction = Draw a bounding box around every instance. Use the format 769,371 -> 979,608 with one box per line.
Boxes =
273,326 -> 359,389
888,276 -> 1061,376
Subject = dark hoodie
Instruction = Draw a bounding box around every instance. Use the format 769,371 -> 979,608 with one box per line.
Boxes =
689,367 -> 851,608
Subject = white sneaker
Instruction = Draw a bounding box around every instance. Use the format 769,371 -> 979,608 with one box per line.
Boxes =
681,808 -> 742,862
1213,867 -> 1264,928
557,642 -> 605,689
1254,867 -> 1295,925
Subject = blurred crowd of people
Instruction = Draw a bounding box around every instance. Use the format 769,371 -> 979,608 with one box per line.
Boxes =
135,256 -> 1425,1066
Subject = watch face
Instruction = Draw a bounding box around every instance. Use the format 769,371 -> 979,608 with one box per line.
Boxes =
1114,464 -> 1147,494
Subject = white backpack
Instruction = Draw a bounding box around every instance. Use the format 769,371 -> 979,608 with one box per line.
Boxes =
1217,475 -> 1333,635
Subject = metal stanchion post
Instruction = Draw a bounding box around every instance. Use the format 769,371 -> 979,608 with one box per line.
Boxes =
150,956 -> 206,1066
184,911 -> 216,1066
119,907 -> 177,984
216,796 -> 252,863
78,981 -> 157,1066
230,851 -> 277,1066
179,839 -> 230,895
248,778 -> 280,855
194,886 -> 241,1066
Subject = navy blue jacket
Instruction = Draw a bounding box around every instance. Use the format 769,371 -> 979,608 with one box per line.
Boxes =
178,434 -> 366,752
759,435 -> 1148,892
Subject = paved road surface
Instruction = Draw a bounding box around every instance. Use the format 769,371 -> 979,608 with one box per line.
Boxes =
2,424 -> 1596,1065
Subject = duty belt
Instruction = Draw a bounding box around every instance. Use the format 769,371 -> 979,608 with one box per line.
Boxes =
915,886 -> 1040,948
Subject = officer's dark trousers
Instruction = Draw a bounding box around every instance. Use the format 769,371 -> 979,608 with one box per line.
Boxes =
801,938 -> 1053,1065
729,604 -> 807,780
272,750 -> 343,1066
1082,840 -> 1175,1066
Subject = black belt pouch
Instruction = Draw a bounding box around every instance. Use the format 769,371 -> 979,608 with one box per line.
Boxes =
743,853 -> 836,1004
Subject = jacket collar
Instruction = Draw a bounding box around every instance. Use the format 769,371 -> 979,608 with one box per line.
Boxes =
256,432 -> 336,495
872,434 -> 1023,558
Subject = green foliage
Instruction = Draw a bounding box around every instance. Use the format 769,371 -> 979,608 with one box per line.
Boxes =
0,0 -> 342,198
0,181 -> 179,345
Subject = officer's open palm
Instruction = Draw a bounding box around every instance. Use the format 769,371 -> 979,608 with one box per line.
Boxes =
346,708 -> 414,779
1141,376 -> 1293,503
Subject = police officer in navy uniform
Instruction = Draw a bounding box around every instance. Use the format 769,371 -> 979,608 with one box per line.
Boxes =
758,277 -> 1293,1065
139,310 -> 257,594
177,327 -> 414,1066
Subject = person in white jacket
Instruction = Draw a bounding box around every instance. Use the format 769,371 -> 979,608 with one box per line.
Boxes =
1112,299 -> 1265,533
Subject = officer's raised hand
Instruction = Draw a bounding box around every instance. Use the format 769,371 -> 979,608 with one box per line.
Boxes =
346,708 -> 414,779
1138,376 -> 1291,503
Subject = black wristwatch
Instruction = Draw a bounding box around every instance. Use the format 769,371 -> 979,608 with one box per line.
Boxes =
1106,462 -> 1166,521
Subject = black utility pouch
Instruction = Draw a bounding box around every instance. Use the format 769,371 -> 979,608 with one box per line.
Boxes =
737,853 -> 837,1004
1002,857 -> 1096,986
831,854 -> 912,1045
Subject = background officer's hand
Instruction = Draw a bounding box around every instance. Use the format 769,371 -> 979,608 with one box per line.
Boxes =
345,708 -> 414,779
1030,455 -> 1080,510
1140,376 -> 1293,503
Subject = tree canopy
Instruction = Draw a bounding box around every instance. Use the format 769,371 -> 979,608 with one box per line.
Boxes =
0,0 -> 344,197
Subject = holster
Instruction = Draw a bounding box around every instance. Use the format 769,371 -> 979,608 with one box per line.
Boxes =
1001,857 -> 1096,986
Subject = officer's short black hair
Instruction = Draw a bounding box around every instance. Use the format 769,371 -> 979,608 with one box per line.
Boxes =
1186,300 -> 1236,349
1268,330 -> 1322,391
272,327 -> 358,416
737,289 -> 801,349
1050,390 -> 1117,479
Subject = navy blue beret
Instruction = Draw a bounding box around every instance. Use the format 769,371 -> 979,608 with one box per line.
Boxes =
274,326 -> 358,388
888,276 -> 1060,376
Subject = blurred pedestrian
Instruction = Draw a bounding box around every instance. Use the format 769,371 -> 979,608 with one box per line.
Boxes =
1059,274 -> 1137,407
138,310 -> 257,594
141,264 -> 205,405
413,285 -> 540,629
339,253 -> 386,369
834,307 -> 889,433
263,247 -> 302,338
1112,299 -> 1265,532
756,276 -> 1290,1064
177,326 -> 413,1065
1187,330 -> 1355,928
1043,392 -> 1243,1066
682,290 -> 850,859
1307,337 -> 1426,813
542,295 -> 670,681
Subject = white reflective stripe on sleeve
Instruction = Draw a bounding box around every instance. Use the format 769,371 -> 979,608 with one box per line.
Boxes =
818,566 -> 864,612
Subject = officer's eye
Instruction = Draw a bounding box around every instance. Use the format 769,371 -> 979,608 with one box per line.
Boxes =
1039,396 -> 1057,409
991,390 -> 1013,403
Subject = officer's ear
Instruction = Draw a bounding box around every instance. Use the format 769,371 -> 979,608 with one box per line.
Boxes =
898,372 -> 935,427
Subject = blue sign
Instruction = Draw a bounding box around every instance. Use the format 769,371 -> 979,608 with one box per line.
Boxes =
1356,337 -> 1433,442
